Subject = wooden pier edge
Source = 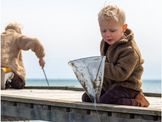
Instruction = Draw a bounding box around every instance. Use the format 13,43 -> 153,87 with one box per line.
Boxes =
1,95 -> 161,121
24,86 -> 162,97
1,94 -> 161,122
1,86 -> 161,122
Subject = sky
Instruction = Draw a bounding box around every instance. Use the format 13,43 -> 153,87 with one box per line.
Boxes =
1,0 -> 161,80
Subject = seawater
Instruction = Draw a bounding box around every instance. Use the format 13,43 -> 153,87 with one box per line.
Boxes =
25,79 -> 161,93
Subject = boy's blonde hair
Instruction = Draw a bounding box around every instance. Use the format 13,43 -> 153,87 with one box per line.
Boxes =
5,23 -> 22,34
98,5 -> 126,25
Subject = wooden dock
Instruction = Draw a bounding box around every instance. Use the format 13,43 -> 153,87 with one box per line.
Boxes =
1,86 -> 161,122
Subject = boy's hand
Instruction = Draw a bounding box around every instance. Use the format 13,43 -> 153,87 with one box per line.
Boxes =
39,58 -> 45,68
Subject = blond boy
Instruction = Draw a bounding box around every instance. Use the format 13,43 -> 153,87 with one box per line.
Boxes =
1,23 -> 45,89
82,5 -> 149,107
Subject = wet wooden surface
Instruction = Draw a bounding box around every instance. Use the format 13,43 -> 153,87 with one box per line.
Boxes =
1,89 -> 161,110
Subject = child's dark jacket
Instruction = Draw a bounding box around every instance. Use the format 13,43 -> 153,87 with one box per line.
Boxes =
100,28 -> 144,92
1,29 -> 45,83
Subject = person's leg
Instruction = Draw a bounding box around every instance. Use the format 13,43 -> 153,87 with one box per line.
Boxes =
82,89 -> 106,102
1,68 -> 14,89
99,86 -> 140,106
6,73 -> 25,89
82,92 -> 92,102
116,98 -> 140,106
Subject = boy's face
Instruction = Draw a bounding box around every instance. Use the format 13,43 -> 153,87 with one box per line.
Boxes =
99,19 -> 125,45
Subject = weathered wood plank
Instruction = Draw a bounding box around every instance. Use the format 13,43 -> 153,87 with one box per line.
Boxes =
1,93 -> 161,116
24,86 -> 161,97
1,89 -> 161,109
24,86 -> 84,91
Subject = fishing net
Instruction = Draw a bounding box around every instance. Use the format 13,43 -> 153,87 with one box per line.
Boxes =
68,56 -> 106,102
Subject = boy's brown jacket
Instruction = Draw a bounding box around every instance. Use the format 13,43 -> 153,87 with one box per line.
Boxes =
1,29 -> 45,83
100,28 -> 144,92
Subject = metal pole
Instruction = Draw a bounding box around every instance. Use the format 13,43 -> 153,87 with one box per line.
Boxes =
42,68 -> 49,86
